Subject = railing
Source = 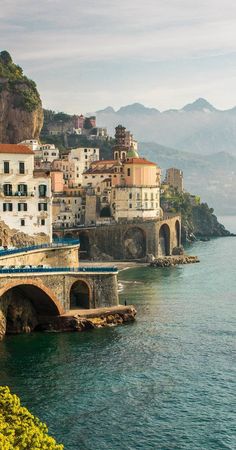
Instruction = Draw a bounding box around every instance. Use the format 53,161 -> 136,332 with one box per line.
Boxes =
0,239 -> 80,257
0,266 -> 117,274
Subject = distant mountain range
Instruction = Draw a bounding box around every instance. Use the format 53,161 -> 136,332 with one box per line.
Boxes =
96,99 -> 236,216
96,98 -> 236,155
138,141 -> 236,215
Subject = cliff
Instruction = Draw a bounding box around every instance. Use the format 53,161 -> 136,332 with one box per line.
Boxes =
161,190 -> 232,242
0,51 -> 43,143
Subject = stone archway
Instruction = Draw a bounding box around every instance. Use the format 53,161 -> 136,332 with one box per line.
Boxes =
79,232 -> 90,259
175,220 -> 180,247
123,227 -> 146,259
159,223 -> 171,256
0,281 -> 63,337
70,280 -> 91,309
100,206 -> 111,217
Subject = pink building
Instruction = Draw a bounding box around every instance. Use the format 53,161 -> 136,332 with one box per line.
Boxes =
50,170 -> 64,193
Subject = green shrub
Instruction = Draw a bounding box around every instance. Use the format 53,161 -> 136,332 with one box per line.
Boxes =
0,386 -> 64,449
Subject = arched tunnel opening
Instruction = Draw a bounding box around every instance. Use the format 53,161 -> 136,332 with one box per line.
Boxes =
159,224 -> 171,256
79,232 -> 90,260
0,284 -> 61,336
70,280 -> 91,309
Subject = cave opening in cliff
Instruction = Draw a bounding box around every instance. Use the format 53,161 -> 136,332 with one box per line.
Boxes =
159,224 -> 171,256
70,280 -> 91,309
1,284 -> 60,335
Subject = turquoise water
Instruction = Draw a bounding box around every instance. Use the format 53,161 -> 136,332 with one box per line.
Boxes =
0,220 -> 236,449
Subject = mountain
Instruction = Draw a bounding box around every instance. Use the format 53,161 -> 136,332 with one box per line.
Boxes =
182,98 -> 216,112
0,50 -> 43,143
96,99 -> 236,156
138,142 -> 236,215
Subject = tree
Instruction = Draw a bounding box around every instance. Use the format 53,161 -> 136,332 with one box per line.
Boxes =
0,386 -> 64,449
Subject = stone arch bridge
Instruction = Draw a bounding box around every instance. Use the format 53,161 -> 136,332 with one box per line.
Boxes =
53,215 -> 181,260
0,242 -> 118,339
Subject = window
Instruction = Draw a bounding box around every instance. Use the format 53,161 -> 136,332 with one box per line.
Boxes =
127,168 -> 131,176
129,193 -> 132,199
18,184 -> 27,196
38,184 -> 47,197
41,219 -> 45,226
3,203 -> 13,212
3,184 -> 12,196
4,162 -> 9,174
18,203 -> 27,212
38,203 -> 47,211
20,219 -> 25,226
129,204 -> 132,208
19,162 -> 25,174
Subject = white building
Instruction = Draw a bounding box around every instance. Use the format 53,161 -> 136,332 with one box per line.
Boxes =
52,147 -> 100,187
20,140 -> 59,166
69,147 -> 99,170
111,185 -> 160,221
0,144 -> 52,242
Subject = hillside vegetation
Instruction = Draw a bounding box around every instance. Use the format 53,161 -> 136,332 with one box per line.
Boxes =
0,51 -> 41,113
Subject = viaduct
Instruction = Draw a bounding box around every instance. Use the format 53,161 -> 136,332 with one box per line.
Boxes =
53,215 -> 181,260
0,241 -> 118,339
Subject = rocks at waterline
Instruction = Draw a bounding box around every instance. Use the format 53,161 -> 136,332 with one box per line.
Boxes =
150,255 -> 199,267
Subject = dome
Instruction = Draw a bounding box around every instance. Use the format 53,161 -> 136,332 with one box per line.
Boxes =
126,145 -> 139,158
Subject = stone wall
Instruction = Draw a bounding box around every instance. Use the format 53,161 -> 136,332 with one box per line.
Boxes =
0,220 -> 49,248
0,245 -> 79,268
54,216 -> 181,260
0,270 -> 119,338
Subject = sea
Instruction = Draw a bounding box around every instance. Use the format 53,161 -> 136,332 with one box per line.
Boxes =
0,216 -> 235,450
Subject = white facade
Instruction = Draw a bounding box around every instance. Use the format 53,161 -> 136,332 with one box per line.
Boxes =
19,139 -> 39,152
0,145 -> 52,241
111,186 -> 160,221
69,147 -> 99,171
20,140 -> 59,165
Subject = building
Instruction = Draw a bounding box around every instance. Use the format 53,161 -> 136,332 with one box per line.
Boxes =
52,147 -> 99,187
0,144 -> 52,241
111,148 -> 161,222
166,168 -> 184,193
20,140 -> 60,168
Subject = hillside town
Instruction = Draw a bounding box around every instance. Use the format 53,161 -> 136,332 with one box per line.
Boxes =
0,122 -> 184,250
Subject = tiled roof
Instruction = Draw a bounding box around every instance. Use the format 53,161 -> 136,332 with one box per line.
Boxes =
0,144 -> 34,155
124,158 -> 156,166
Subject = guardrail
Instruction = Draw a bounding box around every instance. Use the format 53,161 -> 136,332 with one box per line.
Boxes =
0,239 -> 80,258
0,266 -> 117,274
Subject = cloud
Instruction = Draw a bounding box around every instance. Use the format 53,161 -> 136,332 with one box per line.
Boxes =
1,0 -> 236,111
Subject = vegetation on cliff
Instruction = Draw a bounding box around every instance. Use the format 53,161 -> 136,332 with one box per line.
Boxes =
41,109 -> 115,157
0,386 -> 63,449
161,189 -> 231,241
0,51 -> 41,113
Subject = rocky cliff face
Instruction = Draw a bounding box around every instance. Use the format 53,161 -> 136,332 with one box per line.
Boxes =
0,220 -> 49,247
0,87 -> 43,143
0,51 -> 43,143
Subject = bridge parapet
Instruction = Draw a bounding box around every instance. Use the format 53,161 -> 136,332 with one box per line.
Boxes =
0,239 -> 80,268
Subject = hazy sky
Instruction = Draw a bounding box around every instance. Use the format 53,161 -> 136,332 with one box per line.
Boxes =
1,0 -> 236,113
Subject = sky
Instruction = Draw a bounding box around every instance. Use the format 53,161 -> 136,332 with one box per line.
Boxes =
1,0 -> 236,114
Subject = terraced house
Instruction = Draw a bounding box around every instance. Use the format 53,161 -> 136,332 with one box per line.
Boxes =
0,144 -> 52,242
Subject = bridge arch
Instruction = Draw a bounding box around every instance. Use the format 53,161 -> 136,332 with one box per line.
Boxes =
123,226 -> 146,259
70,279 -> 92,309
0,279 -> 64,316
0,280 -> 64,336
79,231 -> 90,259
175,220 -> 181,247
159,223 -> 171,256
